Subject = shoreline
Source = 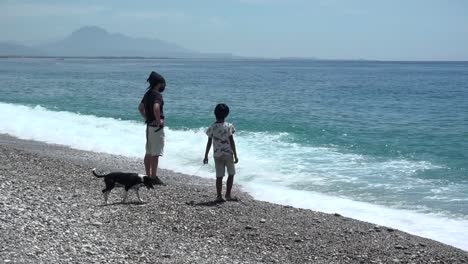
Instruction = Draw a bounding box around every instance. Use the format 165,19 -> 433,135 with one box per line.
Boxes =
1,134 -> 467,263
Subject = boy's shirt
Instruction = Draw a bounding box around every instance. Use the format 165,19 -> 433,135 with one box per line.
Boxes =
206,122 -> 236,158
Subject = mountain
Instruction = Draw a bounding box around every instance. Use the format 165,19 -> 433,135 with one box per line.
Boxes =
38,26 -> 200,57
0,26 -> 239,58
0,42 -> 43,56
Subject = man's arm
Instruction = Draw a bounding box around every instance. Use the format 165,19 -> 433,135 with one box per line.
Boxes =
203,137 -> 213,164
153,102 -> 162,126
138,102 -> 145,119
229,135 -> 239,163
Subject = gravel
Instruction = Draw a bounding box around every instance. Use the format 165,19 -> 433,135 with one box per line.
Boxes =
1,134 -> 467,263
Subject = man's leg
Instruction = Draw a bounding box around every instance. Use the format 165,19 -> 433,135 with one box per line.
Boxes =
144,154 -> 151,176
150,155 -> 159,177
144,126 -> 151,176
150,155 -> 164,185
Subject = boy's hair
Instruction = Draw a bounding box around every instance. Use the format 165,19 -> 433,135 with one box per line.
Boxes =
214,103 -> 230,120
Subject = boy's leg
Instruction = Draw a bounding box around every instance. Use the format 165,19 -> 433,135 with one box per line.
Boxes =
225,155 -> 236,200
216,177 -> 224,201
214,157 -> 225,201
225,174 -> 234,199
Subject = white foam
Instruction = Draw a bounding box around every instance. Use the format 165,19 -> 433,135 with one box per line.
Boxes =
1,102 -> 467,251
0,103 -> 144,157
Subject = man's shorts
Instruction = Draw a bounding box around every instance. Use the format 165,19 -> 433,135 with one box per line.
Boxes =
214,155 -> 235,178
146,126 -> 165,156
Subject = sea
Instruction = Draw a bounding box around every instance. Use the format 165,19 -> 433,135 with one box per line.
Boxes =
0,58 -> 467,250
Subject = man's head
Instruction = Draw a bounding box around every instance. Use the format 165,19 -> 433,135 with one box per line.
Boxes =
147,71 -> 166,92
214,103 -> 230,120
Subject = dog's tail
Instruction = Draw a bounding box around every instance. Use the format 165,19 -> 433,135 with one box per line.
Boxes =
92,168 -> 105,178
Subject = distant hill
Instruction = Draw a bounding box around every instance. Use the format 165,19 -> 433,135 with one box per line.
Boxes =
0,26 -> 240,58
0,42 -> 43,56
37,26 -> 199,57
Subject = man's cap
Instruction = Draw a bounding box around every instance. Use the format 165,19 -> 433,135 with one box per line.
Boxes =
147,71 -> 166,87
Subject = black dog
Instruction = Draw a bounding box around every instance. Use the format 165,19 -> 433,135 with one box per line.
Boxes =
92,168 -> 155,204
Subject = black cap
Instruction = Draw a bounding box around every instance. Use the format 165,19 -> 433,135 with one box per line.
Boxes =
147,71 -> 166,88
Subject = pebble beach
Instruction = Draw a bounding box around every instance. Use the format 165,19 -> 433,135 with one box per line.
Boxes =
1,134 -> 467,264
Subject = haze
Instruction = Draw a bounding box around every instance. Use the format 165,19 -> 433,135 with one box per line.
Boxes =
1,0 -> 467,61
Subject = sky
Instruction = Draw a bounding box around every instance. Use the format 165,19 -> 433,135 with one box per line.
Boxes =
0,0 -> 467,60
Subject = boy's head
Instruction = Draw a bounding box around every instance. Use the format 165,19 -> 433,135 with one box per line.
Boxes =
214,103 -> 230,120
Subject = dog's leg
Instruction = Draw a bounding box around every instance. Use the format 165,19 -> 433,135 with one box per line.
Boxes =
102,188 -> 111,204
103,191 -> 110,204
122,190 -> 128,203
135,189 -> 144,203
102,181 -> 115,205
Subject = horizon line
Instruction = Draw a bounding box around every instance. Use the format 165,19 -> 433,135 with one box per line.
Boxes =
1,55 -> 467,63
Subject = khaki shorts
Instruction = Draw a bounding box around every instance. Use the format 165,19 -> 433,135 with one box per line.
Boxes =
146,126 -> 165,156
214,155 -> 235,178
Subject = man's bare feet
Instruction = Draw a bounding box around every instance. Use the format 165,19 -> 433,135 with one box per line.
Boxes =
152,176 -> 165,185
225,196 -> 239,201
215,196 -> 225,203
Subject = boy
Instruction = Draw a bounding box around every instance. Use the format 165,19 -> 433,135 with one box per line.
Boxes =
203,103 -> 239,202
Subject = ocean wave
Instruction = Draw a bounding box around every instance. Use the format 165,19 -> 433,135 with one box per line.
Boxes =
1,102 -> 467,250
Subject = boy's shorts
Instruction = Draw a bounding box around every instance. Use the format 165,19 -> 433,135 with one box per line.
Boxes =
146,126 -> 165,156
214,155 -> 235,178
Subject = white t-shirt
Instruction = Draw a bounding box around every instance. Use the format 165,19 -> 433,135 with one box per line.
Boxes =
206,122 -> 236,158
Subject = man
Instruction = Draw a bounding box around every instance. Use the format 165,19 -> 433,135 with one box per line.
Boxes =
139,71 -> 166,185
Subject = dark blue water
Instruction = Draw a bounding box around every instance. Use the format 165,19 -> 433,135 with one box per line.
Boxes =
2,59 -> 467,171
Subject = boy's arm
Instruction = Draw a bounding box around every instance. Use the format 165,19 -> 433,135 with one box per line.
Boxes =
229,135 -> 239,163
203,137 -> 212,164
